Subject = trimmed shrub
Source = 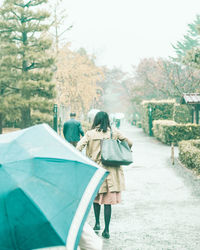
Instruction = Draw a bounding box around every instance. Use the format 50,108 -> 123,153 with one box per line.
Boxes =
153,120 -> 176,141
173,104 -> 192,124
153,120 -> 200,145
179,140 -> 200,174
136,121 -> 142,128
142,100 -> 175,135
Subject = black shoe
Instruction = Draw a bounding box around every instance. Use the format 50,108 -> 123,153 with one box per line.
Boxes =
93,224 -> 100,231
102,231 -> 110,239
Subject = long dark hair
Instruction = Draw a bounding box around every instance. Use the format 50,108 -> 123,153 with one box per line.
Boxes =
92,111 -> 111,132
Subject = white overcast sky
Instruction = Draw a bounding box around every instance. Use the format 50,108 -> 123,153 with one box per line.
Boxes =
62,0 -> 200,71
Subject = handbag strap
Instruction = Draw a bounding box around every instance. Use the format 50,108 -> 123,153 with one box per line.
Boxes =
101,127 -> 112,140
110,127 -> 113,139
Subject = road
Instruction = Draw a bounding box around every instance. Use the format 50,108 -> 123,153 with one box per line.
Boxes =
87,125 -> 200,250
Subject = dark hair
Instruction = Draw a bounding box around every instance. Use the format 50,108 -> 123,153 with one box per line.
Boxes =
92,111 -> 111,132
70,112 -> 76,117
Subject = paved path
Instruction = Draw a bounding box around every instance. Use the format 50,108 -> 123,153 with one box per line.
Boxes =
87,125 -> 200,250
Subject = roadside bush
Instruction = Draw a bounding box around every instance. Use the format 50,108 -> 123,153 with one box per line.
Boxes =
153,120 -> 176,142
173,104 -> 192,124
136,121 -> 142,128
142,100 -> 175,135
153,120 -> 200,145
179,140 -> 200,174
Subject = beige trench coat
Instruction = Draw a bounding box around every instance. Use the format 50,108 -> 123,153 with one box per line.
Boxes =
76,127 -> 133,194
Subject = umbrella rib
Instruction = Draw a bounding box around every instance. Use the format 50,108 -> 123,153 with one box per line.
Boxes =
2,166 -> 76,248
20,221 -> 66,247
1,166 -> 21,249
2,163 -> 60,190
4,197 -> 22,250
6,186 -> 75,248
20,175 -> 77,221
2,140 -> 33,164
18,193 -> 75,248
23,175 -> 78,217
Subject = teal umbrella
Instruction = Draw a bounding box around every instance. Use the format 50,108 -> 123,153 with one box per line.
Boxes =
0,124 -> 108,250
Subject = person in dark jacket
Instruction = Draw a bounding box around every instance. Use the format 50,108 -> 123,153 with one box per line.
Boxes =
63,112 -> 84,147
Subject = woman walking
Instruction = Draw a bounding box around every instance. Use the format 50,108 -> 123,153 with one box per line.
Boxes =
76,111 -> 132,239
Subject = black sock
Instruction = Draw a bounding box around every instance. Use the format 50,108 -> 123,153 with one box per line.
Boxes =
104,204 -> 111,232
93,203 -> 101,226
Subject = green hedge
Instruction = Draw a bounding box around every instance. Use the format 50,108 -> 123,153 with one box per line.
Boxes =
142,100 -> 175,135
136,121 -> 142,128
179,140 -> 200,174
153,120 -> 176,142
173,104 -> 192,124
153,120 -> 200,145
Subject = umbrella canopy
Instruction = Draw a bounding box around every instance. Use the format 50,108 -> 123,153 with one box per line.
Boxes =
87,109 -> 100,120
113,113 -> 124,119
0,124 -> 108,250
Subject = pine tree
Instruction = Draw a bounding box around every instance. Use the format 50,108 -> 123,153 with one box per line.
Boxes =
0,0 -> 55,129
172,15 -> 200,62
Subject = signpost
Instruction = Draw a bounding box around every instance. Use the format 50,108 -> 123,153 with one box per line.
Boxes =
148,106 -> 153,136
53,104 -> 58,132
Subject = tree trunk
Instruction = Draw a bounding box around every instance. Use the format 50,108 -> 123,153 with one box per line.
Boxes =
20,106 -> 31,128
0,113 -> 3,134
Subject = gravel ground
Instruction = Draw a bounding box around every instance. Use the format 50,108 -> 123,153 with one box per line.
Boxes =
87,125 -> 200,250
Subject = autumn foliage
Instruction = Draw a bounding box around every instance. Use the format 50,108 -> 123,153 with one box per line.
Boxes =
54,45 -> 104,118
131,58 -> 200,103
